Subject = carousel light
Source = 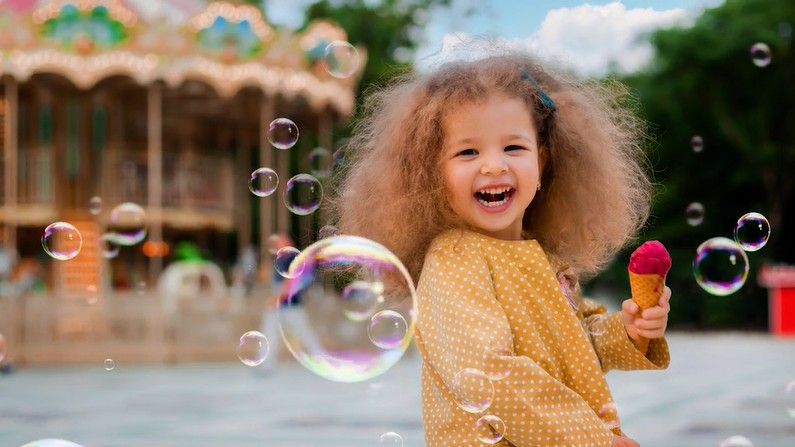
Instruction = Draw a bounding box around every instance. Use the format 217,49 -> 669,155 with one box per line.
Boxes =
32,0 -> 137,27
190,2 -> 273,41
299,21 -> 348,51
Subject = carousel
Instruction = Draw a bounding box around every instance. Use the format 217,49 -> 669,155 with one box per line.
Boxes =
0,0 -> 365,364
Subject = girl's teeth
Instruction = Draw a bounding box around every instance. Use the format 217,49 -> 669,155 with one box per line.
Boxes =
478,197 -> 508,208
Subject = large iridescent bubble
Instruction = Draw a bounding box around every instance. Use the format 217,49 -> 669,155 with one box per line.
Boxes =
277,235 -> 417,383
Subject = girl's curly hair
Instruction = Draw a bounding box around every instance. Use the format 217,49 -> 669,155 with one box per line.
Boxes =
326,51 -> 652,283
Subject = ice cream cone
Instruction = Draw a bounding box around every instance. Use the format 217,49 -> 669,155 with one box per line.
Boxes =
627,241 -> 672,353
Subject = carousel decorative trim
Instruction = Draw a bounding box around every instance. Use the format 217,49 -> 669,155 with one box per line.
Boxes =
1,0 -> 363,116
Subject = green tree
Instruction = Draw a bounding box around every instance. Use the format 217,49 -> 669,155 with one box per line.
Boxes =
588,0 -> 794,329
302,0 -> 452,100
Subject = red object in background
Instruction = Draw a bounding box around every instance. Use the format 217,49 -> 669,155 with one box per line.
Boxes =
758,265 -> 795,337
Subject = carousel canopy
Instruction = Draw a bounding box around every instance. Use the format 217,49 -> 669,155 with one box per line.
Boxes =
0,0 -> 365,115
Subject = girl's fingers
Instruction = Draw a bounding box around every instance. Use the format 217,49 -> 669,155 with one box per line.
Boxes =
634,318 -> 665,330
642,306 -> 668,319
637,327 -> 666,338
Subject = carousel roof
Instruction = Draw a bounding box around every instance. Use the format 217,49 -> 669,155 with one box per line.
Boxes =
0,0 -> 365,115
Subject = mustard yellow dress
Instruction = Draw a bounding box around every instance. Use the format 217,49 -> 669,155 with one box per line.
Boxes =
415,229 -> 670,447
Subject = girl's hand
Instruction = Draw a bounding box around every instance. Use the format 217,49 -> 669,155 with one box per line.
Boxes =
612,436 -> 640,447
621,286 -> 671,344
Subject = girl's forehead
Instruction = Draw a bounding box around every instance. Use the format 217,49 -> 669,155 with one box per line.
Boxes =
442,95 -> 536,135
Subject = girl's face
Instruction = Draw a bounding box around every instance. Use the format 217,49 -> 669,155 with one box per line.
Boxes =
441,94 -> 543,241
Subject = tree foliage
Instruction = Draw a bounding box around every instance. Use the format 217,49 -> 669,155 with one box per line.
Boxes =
588,0 -> 794,329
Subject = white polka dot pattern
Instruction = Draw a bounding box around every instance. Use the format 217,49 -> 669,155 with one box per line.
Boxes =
414,229 -> 670,446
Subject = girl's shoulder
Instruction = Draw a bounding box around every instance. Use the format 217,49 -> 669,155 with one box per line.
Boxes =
427,229 -> 483,258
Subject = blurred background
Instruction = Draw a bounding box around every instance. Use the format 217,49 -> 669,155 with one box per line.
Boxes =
0,0 -> 793,446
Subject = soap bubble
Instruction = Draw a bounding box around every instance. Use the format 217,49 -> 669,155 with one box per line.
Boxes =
249,167 -> 278,197
690,135 -> 704,153
749,42 -> 771,67
368,310 -> 408,350
693,237 -> 749,296
100,233 -> 120,259
237,331 -> 269,366
341,280 -> 382,321
284,174 -> 323,216
719,435 -> 754,447
20,440 -> 85,447
103,358 -> 115,371
379,432 -> 403,446
275,246 -> 302,279
42,222 -> 83,261
88,196 -> 102,215
268,118 -> 299,150
482,344 -> 512,381
733,212 -> 770,252
324,41 -> 360,78
451,368 -> 494,413
277,235 -> 417,383
475,414 -> 507,445
685,202 -> 705,226
107,202 -> 147,245
307,147 -> 332,179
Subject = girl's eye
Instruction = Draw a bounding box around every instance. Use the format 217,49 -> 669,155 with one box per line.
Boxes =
457,149 -> 477,156
505,145 -> 525,152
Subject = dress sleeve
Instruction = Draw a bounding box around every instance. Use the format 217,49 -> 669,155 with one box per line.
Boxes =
579,298 -> 670,373
416,245 -> 614,447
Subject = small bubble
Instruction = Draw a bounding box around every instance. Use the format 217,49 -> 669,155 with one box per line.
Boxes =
42,222 -> 83,261
719,435 -> 754,447
749,42 -> 771,67
475,414 -> 507,444
237,331 -> 269,366
267,118 -> 299,150
451,368 -> 494,413
249,167 -> 279,197
693,237 -> 749,296
368,310 -> 408,350
324,41 -> 360,79
379,432 -> 403,446
103,358 -> 115,371
89,196 -> 102,215
690,135 -> 704,153
274,246 -> 302,279
107,202 -> 147,246
733,212 -> 770,252
307,147 -> 332,178
284,174 -> 323,216
685,202 -> 705,226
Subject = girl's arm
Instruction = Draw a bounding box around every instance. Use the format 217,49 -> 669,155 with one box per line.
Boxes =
579,297 -> 670,373
416,247 -> 614,447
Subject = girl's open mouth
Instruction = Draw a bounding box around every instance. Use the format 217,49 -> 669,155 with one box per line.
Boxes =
474,187 -> 515,211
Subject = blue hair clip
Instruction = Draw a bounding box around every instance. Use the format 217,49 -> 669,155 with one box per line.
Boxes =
521,69 -> 556,112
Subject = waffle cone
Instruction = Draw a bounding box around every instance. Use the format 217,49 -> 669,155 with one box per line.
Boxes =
629,271 -> 665,310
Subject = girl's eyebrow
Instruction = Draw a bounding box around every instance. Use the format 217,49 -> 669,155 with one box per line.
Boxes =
507,134 -> 534,144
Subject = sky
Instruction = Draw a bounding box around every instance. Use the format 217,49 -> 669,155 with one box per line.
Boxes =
263,0 -> 726,77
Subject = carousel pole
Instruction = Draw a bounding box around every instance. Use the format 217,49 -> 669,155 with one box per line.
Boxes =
3,77 -> 18,254
317,110 -> 333,231
147,82 -> 163,284
258,95 -> 275,266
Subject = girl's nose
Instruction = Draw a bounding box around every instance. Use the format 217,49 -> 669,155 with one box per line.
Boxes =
480,154 -> 509,176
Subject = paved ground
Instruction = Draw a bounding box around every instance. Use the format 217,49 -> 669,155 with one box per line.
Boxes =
1,332 -> 794,447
